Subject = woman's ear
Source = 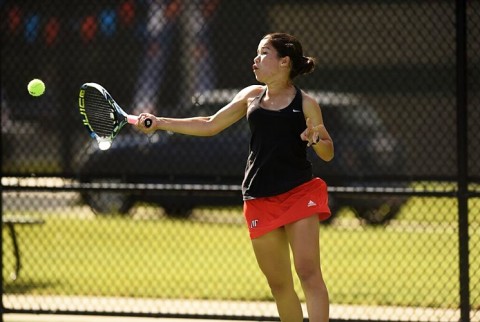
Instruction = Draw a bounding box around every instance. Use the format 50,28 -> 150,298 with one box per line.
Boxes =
280,56 -> 291,68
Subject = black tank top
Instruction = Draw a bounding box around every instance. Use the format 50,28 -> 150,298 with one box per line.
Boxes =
242,86 -> 313,199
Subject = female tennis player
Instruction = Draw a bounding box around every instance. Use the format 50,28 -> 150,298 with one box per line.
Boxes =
136,32 -> 334,322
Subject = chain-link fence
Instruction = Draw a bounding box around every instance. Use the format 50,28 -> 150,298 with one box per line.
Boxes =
1,0 -> 479,321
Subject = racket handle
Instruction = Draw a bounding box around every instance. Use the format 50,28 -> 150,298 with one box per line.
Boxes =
127,115 -> 152,128
127,115 -> 138,124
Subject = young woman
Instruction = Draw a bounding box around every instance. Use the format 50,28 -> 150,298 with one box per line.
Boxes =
135,32 -> 334,322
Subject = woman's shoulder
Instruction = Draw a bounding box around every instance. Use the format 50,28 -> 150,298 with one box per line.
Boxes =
227,85 -> 265,108
299,88 -> 320,107
234,85 -> 265,101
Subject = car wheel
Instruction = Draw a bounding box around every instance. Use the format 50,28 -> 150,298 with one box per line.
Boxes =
350,196 -> 407,225
80,180 -> 134,215
162,204 -> 194,219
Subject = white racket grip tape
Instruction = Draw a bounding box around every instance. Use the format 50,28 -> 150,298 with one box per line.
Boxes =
127,115 -> 138,125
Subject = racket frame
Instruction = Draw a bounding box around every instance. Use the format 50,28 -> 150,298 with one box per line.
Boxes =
78,83 -> 137,149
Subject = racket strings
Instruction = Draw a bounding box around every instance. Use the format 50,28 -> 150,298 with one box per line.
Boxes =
84,89 -> 117,137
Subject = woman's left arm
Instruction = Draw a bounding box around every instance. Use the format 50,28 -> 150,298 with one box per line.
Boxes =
300,92 -> 334,162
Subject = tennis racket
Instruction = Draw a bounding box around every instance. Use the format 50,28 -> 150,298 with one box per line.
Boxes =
78,82 -> 152,150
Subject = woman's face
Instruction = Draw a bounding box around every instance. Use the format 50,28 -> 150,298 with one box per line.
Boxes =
252,38 -> 283,83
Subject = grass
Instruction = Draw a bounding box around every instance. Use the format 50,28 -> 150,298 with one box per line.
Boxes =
2,194 -> 479,310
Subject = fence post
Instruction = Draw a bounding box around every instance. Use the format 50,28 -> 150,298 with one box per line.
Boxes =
456,0 -> 469,321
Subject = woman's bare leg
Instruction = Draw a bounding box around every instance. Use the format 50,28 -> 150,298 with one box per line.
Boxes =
286,215 -> 329,322
251,228 -> 304,322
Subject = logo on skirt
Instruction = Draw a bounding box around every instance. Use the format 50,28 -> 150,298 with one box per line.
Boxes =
307,200 -> 317,207
250,219 -> 259,228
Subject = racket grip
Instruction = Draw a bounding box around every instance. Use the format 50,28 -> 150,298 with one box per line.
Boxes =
127,114 -> 152,128
127,115 -> 138,124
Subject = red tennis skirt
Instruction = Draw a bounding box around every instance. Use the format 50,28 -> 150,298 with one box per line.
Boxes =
243,177 -> 331,239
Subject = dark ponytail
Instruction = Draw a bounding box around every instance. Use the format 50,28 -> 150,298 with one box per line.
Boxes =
293,56 -> 315,78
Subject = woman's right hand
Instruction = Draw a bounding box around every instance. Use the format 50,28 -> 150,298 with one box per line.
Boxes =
136,113 -> 158,134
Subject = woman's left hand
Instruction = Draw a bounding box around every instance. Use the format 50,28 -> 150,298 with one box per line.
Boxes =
300,117 -> 323,146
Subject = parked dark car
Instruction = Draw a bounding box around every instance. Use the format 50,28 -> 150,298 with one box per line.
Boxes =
73,90 -> 408,225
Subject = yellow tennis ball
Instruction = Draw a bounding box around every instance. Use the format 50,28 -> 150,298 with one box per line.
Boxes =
27,79 -> 46,97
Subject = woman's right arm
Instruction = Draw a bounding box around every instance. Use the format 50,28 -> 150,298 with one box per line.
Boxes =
135,85 -> 262,136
